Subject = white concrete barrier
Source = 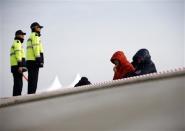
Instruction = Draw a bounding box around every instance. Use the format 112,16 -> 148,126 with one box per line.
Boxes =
0,68 -> 185,131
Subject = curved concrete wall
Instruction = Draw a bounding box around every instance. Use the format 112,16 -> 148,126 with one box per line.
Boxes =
0,68 -> 185,131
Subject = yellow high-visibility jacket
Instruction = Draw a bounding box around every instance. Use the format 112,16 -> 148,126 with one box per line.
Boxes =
26,32 -> 44,61
10,40 -> 25,67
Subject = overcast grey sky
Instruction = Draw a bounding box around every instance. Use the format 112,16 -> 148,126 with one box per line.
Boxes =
0,0 -> 184,97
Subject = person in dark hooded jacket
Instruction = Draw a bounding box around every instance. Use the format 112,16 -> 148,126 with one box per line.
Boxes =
75,77 -> 91,87
111,51 -> 135,80
128,49 -> 157,77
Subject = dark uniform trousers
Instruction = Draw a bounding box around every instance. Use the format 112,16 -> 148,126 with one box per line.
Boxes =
27,62 -> 39,94
12,71 -> 23,96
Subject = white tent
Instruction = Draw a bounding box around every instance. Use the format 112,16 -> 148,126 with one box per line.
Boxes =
68,73 -> 81,88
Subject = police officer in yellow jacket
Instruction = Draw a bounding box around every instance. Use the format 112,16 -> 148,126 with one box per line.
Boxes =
10,30 -> 26,96
26,22 -> 44,94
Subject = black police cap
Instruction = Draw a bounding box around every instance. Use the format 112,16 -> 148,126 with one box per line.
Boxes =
30,22 -> 43,29
15,30 -> 26,36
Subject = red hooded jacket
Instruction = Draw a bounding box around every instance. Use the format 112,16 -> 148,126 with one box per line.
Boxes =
111,51 -> 135,80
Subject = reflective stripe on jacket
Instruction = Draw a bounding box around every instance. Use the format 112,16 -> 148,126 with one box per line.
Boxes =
26,32 -> 44,61
10,40 -> 25,66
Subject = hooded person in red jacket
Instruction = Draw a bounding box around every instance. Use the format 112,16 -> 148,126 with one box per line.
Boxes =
111,51 -> 135,80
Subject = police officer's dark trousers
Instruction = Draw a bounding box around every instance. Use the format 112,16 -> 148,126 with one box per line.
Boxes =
27,64 -> 39,94
12,71 -> 23,96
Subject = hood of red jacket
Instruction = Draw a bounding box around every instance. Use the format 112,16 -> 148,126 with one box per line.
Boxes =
111,51 -> 135,80
111,51 -> 128,65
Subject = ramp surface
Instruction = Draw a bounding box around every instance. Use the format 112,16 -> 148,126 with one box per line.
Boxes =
0,68 -> 185,131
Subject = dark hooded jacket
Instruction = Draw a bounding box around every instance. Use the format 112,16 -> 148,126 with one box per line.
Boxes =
75,77 -> 91,87
111,51 -> 135,80
128,49 -> 157,77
